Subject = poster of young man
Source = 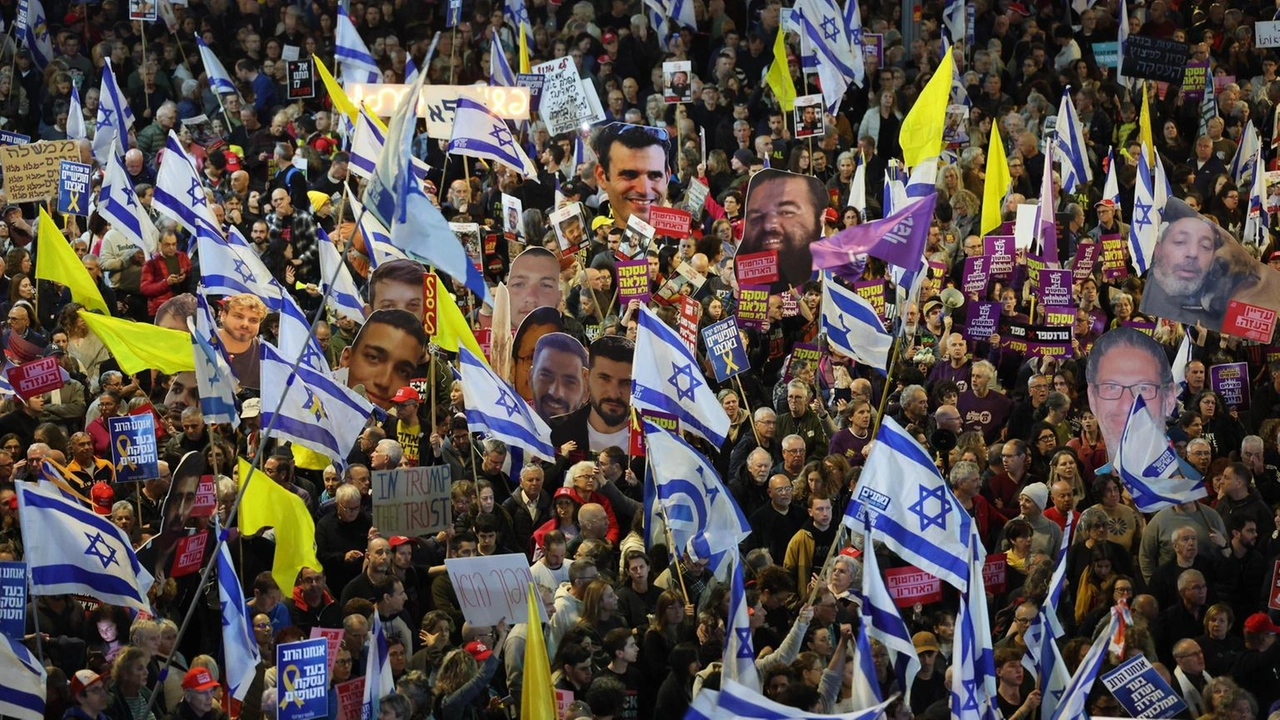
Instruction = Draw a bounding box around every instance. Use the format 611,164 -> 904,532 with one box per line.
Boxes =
512,307 -> 567,404
549,334 -> 635,460
738,169 -> 827,289
793,95 -> 824,139
338,308 -> 428,410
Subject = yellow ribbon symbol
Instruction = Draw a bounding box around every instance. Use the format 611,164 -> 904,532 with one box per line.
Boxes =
278,665 -> 305,709
115,434 -> 136,472
721,350 -> 739,375
66,191 -> 80,213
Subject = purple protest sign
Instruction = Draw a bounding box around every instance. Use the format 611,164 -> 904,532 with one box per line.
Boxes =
1036,268 -> 1073,307
963,256 -> 990,295
1072,242 -> 1100,282
965,301 -> 1000,342
985,236 -> 1015,279
616,259 -> 650,305
1209,362 -> 1250,410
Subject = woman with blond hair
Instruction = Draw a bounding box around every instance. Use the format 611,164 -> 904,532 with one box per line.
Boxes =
432,623 -> 508,720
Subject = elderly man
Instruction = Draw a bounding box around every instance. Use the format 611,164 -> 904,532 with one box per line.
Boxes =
730,446 -> 774,519
950,460 -> 1005,550
1186,438 -> 1214,475
315,484 -> 373,595
503,463 -> 552,560
66,431 -> 114,491
773,434 -> 808,481
1170,639 -> 1213,716
1241,435 -> 1280,506
1149,526 -> 1217,611
893,384 -> 930,430
728,407 -> 781,481
1157,569 -> 1209,661
776,380 -> 834,461
1140,499 -> 1228,583
1086,327 -> 1179,459
745,474 -> 807,565
958,360 -> 1013,443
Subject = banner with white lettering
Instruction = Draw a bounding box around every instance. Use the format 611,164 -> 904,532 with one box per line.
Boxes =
0,561 -> 24,638
1101,655 -> 1188,718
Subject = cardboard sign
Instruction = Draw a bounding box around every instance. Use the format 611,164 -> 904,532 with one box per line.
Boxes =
549,203 -> 586,256
1101,655 -> 1188,719
1043,306 -> 1075,326
0,561 -> 25,639
309,627 -> 344,673
884,566 -> 942,607
1258,20 -> 1280,48
501,194 -> 523,241
1002,323 -> 1073,360
737,286 -> 769,328
532,57 -> 601,135
0,140 -> 81,203
276,639 -> 329,720
648,206 -> 692,236
109,413 -> 159,482
515,73 -> 545,113
863,34 -> 883,65
985,235 -> 1015,278
1222,300 -> 1277,343
663,60 -> 693,104
620,215 -> 655,259
372,465 -> 453,538
629,409 -> 677,457
286,60 -> 316,100
170,532 -> 209,577
684,179 -> 710,215
1099,233 -> 1128,279
1122,35 -> 1189,84
128,0 -> 157,21
58,160 -> 91,216
444,553 -> 549,626
334,678 -> 364,720
7,356 -> 64,400
1268,559 -> 1280,611
1072,242 -> 1100,281
616,259 -> 650,305
965,301 -> 1000,342
983,554 -> 1007,595
677,296 -> 700,352
1209,362 -> 1250,410
703,317 -> 749,382
1093,41 -> 1119,69
1036,268 -> 1072,307
962,256 -> 990,295
421,271 -> 439,337
736,250 -> 780,285
1181,61 -> 1209,101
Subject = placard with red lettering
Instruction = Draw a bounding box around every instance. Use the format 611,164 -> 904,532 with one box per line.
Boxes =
884,566 -> 942,607
310,627 -> 345,673
475,328 -> 492,363
7,356 -> 63,400
556,690 -> 574,718
444,553 -> 550,626
170,532 -> 209,577
737,286 -> 769,328
984,236 -> 1015,279
735,250 -> 780,285
983,554 -> 1008,594
962,256 -> 990,295
1269,560 -> 1280,611
678,296 -> 700,352
1222,300 -> 1277,343
648,206 -> 692,236
334,678 -> 364,720
192,476 -> 216,517
1036,268 -> 1073,307
1072,242 -> 1100,281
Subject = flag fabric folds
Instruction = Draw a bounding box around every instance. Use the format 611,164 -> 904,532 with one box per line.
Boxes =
794,0 -> 857,113
723,561 -> 759,691
196,35 -> 239,96
17,0 -> 51,67
632,305 -> 731,445
447,97 -> 539,178
154,131 -> 221,238
1245,141 -> 1268,246
79,310 -> 194,375
843,0 -> 867,88
899,48 -> 953,168
1138,83 -> 1155,166
259,340 -> 373,461
859,512 -> 921,702
821,276 -> 891,372
362,611 -> 394,720
1054,88 -> 1092,193
1229,121 -> 1260,186
1129,149 -> 1158,275
1049,606 -> 1127,720
1103,147 -> 1122,208
197,225 -> 281,301
0,635 -> 45,720
458,346 -> 555,460
1036,152 -> 1059,264
490,36 -> 516,86
237,458 -> 323,595
17,477 -> 154,614
189,317 -> 239,429
315,55 -> 358,124
66,85 -> 86,140
216,526 -> 261,700
36,208 -> 111,316
335,6 -> 381,83
1109,394 -> 1207,512
982,123 -> 1010,236
811,193 -> 937,271
93,58 -> 133,164
521,582 -> 556,720
99,151 -> 158,255
714,679 -> 897,719
765,27 -> 796,111
1200,69 -> 1216,137
317,231 -> 368,322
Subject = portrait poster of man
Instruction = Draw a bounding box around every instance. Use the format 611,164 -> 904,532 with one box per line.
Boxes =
663,60 -> 692,104
619,214 -> 655,260
550,202 -> 587,256
528,331 -> 588,423
136,451 -> 211,583
338,308 -> 428,410
449,222 -> 483,267
549,334 -> 635,461
1139,196 -> 1280,341
512,306 -> 567,405
1085,326 -> 1179,463
739,168 -> 827,289
502,193 -> 523,241
793,95 -> 824,139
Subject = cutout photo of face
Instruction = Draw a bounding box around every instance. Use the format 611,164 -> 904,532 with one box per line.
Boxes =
340,309 -> 428,410
512,307 -> 566,403
739,169 -> 827,288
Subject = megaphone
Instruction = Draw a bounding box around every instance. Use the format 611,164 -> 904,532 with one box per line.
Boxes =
940,287 -> 965,317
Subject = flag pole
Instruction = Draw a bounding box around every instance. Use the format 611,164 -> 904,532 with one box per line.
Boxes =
732,375 -> 762,447
869,334 -> 901,438
26,565 -> 44,666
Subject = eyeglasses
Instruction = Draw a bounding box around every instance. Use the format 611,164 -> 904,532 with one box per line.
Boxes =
1093,382 -> 1161,401
603,121 -> 670,144
1174,649 -> 1203,659
334,658 -> 353,666
1037,434 -> 1056,443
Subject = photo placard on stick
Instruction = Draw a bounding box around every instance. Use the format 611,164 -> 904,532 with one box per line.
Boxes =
619,215 -> 655,259
549,203 -> 587,257
663,61 -> 692,104
501,194 -> 523,241
793,94 -> 824,138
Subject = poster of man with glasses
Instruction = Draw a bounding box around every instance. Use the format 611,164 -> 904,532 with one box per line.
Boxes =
1085,326 -> 1179,461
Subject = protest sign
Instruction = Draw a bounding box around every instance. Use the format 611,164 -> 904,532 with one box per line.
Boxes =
619,215 -> 655,259
629,409 -> 678,457
884,566 -> 942,607
1181,61 -> 1209,101
1003,323 -> 1073,359
58,160 -> 91,216
663,60 -> 692,103
648,206 -> 692,236
736,250 -> 780,285
653,262 -> 706,305
0,131 -> 29,145
192,477 -> 216,518
784,343 -> 821,383
1036,268 -> 1073,307
616,259 -> 651,305
863,34 -> 883,65
310,627 -> 344,673
372,466 -> 452,538
983,555 -> 1007,595
1258,20 -> 1280,48
1222,301 -> 1277,343
1073,242 -> 1100,281
129,0 -> 157,21
7,356 -> 63,400
501,194 -> 523,241
1270,560 -> 1280,611
1101,655 -> 1188,719
1043,306 -> 1075,326
444,553 -> 549,626
109,414 -> 159,483
0,140 -> 81,203
515,73 -> 545,113
277,639 -> 329,720
549,203 -> 586,256
703,317 -> 749,382
532,57 -> 600,135
1100,233 -> 1128,279
737,286 -> 769,328
286,60 -> 316,100
677,296 -> 700,352
794,94 -> 825,139
854,280 -> 887,320
781,292 -> 799,317
962,256 -> 990,295
965,301 -> 1000,342
1093,41 -> 1119,68
170,531 -> 209,577
985,235 -> 1015,279
1124,320 -> 1156,336
421,272 -> 439,337
1210,362 -> 1250,410
1121,35 -> 1189,84
334,678 -> 364,720
0,561 -> 24,639
684,179 -> 710,216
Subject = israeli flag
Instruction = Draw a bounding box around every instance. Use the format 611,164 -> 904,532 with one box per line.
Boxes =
723,560 -> 759,691
883,160 -> 907,216
17,478 -> 153,614
632,305 -> 731,446
1245,141 -> 1268,246
196,224 -> 281,301
843,0 -> 866,88
850,618 -> 882,707
216,523 -> 260,699
356,200 -> 408,268
1107,394 -> 1207,512
270,285 -> 330,375
361,611 -> 394,720
490,36 -> 516,86
335,6 -> 381,83
1043,512 -> 1073,637
795,0 -> 856,113
644,420 -> 750,579
99,151 -> 158,256
822,275 -> 891,373
1054,88 -> 1092,193
196,35 -> 239,97
94,58 -> 134,164
859,512 -> 921,701
0,634 -> 45,720
905,157 -> 938,199
506,0 -> 535,45
16,0 -> 50,68
1200,69 -> 1216,137
1103,147 -> 1121,208
448,97 -> 539,178
404,56 -> 419,85
1171,331 -> 1193,397
1049,607 -> 1126,720
844,416 -> 972,591
1117,0 -> 1129,85
154,131 -> 221,239
458,346 -> 556,460
1229,121 -> 1260,187
1023,611 -> 1071,718
950,530 -> 1000,719
716,678 -> 897,719
259,340 -> 374,461
0,362 -> 15,398
349,108 -> 429,181
1129,150 -> 1158,274
188,317 -> 239,429
942,0 -> 965,47
318,229 -> 368,322
66,85 -> 85,140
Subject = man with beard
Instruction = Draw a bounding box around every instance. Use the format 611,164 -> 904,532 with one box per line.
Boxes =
339,535 -> 393,607
530,332 -> 588,422
739,169 -> 826,287
593,124 -> 669,231
551,335 -> 633,460
216,293 -> 266,391
1141,198 -> 1225,326
1085,327 -> 1178,461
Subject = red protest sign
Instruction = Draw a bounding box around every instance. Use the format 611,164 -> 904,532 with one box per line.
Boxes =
335,678 -> 365,720
983,554 -> 1008,594
884,566 -> 942,607
7,356 -> 64,400
170,532 -> 209,577
678,296 -> 700,352
311,627 -> 344,672
1270,560 -> 1280,611
192,476 -> 216,518
648,206 -> 692,236
629,410 -> 678,456
1223,300 -> 1277,343
422,272 -> 439,336
735,250 -> 780,285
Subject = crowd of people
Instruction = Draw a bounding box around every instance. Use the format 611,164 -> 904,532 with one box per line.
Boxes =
2,0 -> 1280,719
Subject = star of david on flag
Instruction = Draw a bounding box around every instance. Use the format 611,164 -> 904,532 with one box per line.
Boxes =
458,346 -> 556,460
632,305 -> 730,446
448,97 -> 539,179
821,274 -> 891,373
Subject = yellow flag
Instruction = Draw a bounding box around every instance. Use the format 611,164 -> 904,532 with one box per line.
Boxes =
1138,82 -> 1155,167
765,29 -> 795,111
237,458 -> 322,595
315,55 -> 358,124
77,310 -> 194,374
899,48 -> 955,169
521,583 -> 556,720
981,123 -> 1011,237
35,208 -> 110,316
518,23 -> 532,74
430,273 -> 485,361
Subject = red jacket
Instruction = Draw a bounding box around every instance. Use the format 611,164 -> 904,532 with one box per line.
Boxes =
139,252 -> 192,316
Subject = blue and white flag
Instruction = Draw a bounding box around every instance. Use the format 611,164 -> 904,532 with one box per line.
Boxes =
0,634 -> 45,720
66,85 -> 85,140
361,611 -> 394,720
859,512 -> 921,702
1054,88 -> 1092,193
506,0 -> 535,45
795,0 -> 857,113
1245,141 -> 1268,246
458,346 -> 555,460
643,420 -> 750,579
845,416 -> 972,590
1171,331 -> 1193,397
271,286 -> 330,375
349,108 -> 430,182
353,195 -> 408,269
1103,147 -> 1121,209
1117,0 -> 1130,85
822,275 -> 891,373
1107,394 -> 1206,512
189,317 -> 239,429
1024,610 -> 1071,717
196,35 -> 239,97
197,224 -> 280,300
685,690 -> 720,720
905,157 -> 938,199
448,97 -> 538,178
942,0 -> 965,46
849,618 -> 882,707
715,678 -> 897,719
404,55 -> 419,84
93,58 -> 134,164
318,230 -> 367,322
951,529 -> 1000,719
1200,68 -> 1216,137
16,0 -> 51,68
633,305 -> 731,445
216,523 -> 260,700
490,36 -> 515,86
1229,122 -> 1260,186
1129,149 -> 1158,274
16,478 -> 153,614
99,151 -> 157,255
1044,511 -> 1073,637
260,340 -> 374,461
336,6 -> 381,83
723,560 -> 759,692
155,131 -> 221,238
843,0 -> 866,88
1050,607 -> 1126,720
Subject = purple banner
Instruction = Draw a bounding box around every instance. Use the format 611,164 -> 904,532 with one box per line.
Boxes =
1073,242 -> 1100,282
965,301 -> 1000,342
1209,362 -> 1250,410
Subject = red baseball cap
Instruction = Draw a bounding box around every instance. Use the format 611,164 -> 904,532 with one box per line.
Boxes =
70,670 -> 104,696
464,641 -> 492,661
391,387 -> 420,404
388,536 -> 416,548
91,482 -> 115,515
182,667 -> 220,692
1244,613 -> 1280,635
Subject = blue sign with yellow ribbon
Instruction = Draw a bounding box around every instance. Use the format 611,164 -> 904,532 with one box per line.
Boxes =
277,638 -> 328,720
108,414 -> 158,483
701,316 -> 750,383
58,160 -> 91,216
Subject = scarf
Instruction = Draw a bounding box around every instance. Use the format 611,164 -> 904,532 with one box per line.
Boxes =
1173,666 -> 1212,717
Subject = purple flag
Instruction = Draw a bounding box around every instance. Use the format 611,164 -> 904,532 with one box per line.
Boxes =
1037,160 -> 1058,265
811,193 -> 937,271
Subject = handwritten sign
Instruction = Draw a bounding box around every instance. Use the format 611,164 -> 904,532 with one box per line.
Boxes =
736,286 -> 769,328
1209,362 -> 1250,410
372,466 -> 452,538
884,566 -> 942,607
1101,655 -> 1188,719
109,414 -> 158,482
444,553 -> 549,626
58,160 -> 91,215
736,250 -> 780,285
7,356 -> 64,400
277,639 -> 329,720
962,256 -> 990,295
1099,233 -> 1127,279
286,60 -> 316,100
703,317 -> 748,382
1258,20 -> 1280,48
1121,35 -> 1189,84
648,206 -> 691,236
0,562 -> 24,639
965,301 -> 1000,342
531,57 -> 600,135
0,140 -> 81,203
